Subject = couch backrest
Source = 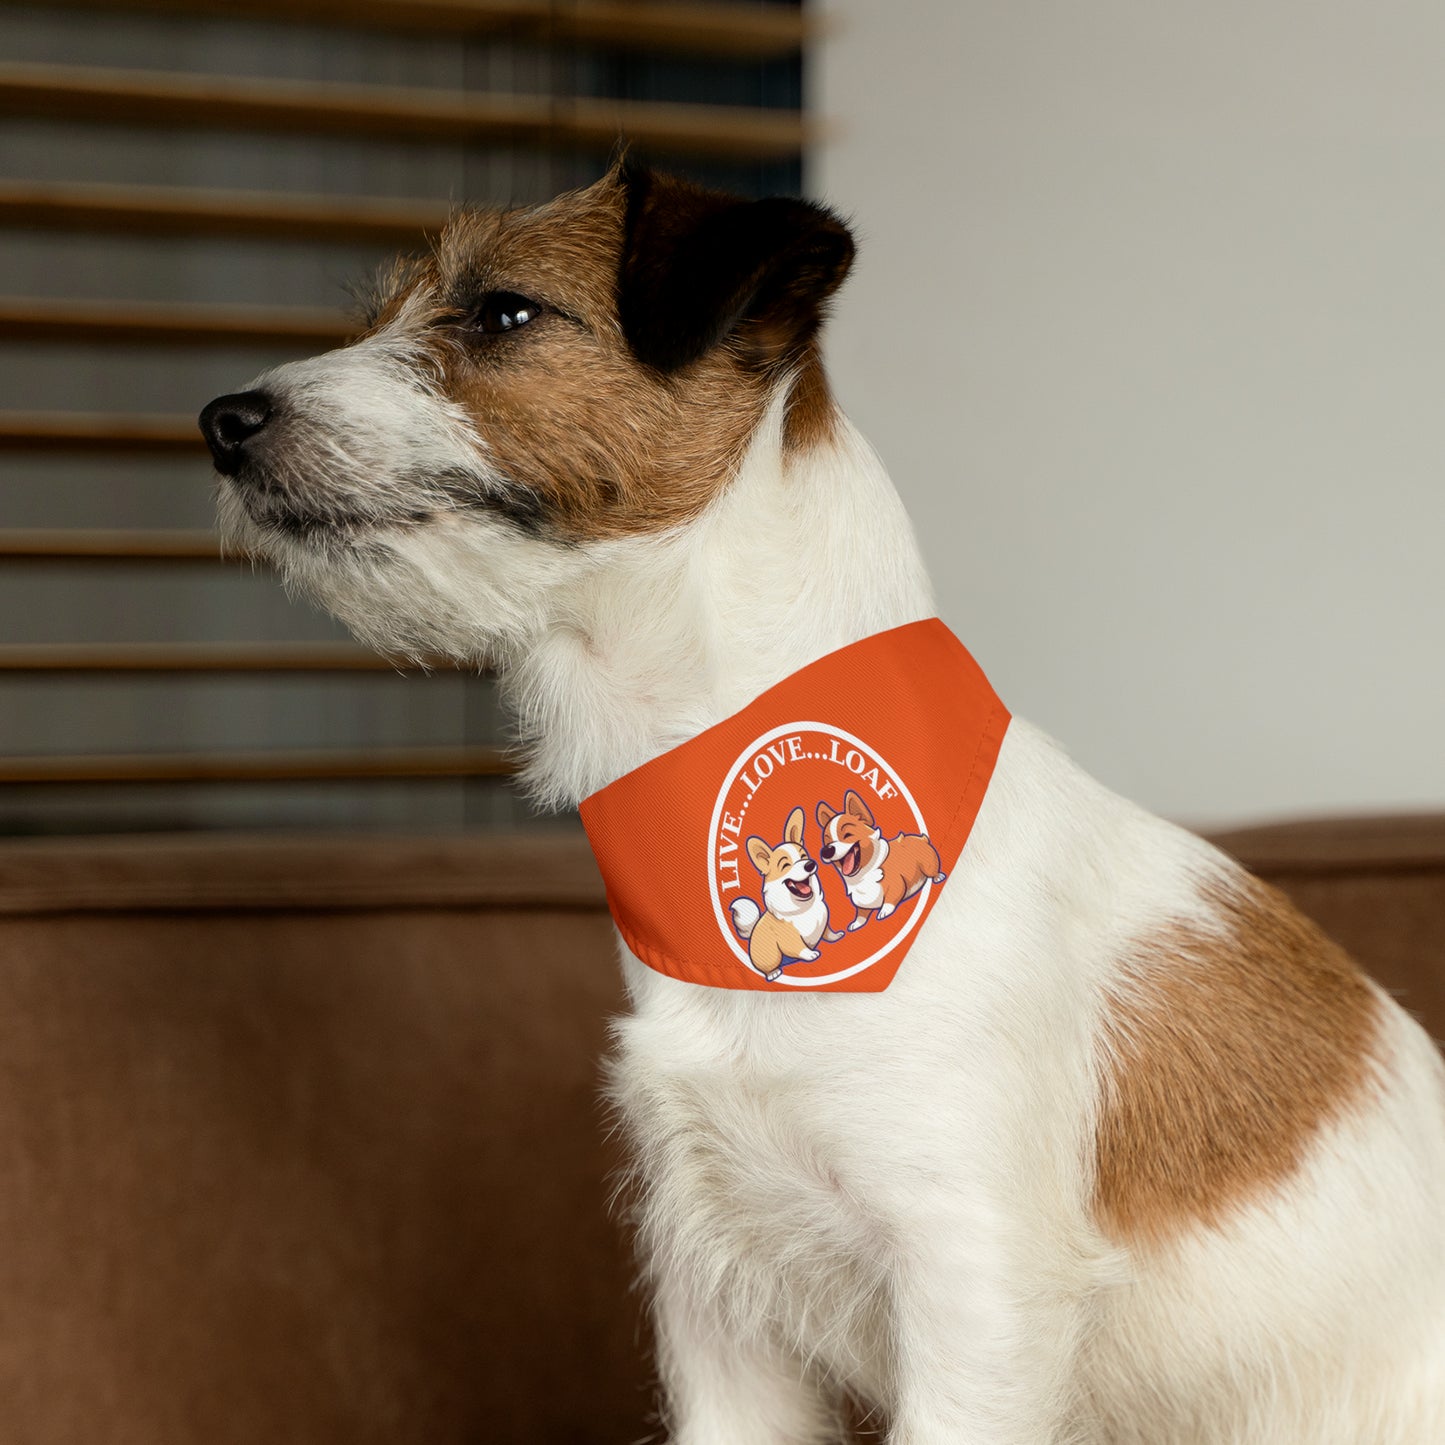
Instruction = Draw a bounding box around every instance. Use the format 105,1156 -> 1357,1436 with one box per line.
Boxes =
0,819 -> 1440,1443
0,832 -> 646,1445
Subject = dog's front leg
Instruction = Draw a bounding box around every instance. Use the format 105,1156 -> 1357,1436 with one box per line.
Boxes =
653,1274 -> 843,1445
883,1229 -> 1089,1445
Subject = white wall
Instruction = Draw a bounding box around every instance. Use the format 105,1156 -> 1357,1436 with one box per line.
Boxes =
813,1 -> 1445,827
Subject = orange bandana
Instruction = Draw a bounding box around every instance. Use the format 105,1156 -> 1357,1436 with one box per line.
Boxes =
579,619 -> 1010,992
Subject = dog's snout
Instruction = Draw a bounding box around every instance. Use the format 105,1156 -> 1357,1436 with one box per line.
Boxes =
820,844 -> 839,862
803,858 -> 817,874
199,390 -> 273,475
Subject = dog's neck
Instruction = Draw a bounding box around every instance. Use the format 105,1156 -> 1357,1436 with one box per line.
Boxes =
502,392 -> 936,809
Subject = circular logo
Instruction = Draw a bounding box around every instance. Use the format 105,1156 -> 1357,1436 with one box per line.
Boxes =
707,721 -> 943,988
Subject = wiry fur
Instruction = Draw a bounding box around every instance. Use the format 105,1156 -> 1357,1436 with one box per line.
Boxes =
205,169 -> 1445,1444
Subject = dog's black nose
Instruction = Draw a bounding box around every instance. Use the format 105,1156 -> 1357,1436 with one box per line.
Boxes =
803,858 -> 817,874
199,390 -> 272,475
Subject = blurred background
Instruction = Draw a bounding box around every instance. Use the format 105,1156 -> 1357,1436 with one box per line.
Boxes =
0,0 -> 802,836
2,0 -> 1442,837
819,2 -> 1445,828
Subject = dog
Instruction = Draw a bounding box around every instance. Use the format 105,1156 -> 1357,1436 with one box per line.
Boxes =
730,806 -> 843,980
817,790 -> 944,930
200,161 -> 1445,1443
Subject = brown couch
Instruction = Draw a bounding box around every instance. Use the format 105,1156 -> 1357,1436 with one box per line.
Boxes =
0,818 -> 1440,1443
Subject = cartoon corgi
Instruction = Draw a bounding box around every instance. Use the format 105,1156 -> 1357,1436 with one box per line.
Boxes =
730,807 -> 844,981
816,790 -> 946,930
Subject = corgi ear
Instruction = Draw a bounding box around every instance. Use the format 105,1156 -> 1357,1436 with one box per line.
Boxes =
784,807 -> 805,846
746,836 -> 773,874
844,790 -> 875,827
815,800 -> 836,832
617,161 -> 855,374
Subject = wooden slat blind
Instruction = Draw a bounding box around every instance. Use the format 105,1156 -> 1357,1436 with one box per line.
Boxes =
0,529 -> 223,560
0,745 -> 510,784
0,181 -> 449,245
0,0 -> 808,811
0,412 -> 205,452
0,62 -> 812,162
0,0 -> 811,57
0,643 -> 430,673
0,298 -> 355,348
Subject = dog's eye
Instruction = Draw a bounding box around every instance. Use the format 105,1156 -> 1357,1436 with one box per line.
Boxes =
472,291 -> 543,334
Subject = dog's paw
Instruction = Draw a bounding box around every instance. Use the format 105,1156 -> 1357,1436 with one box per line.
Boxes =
933,871 -> 947,884
764,967 -> 783,982
877,903 -> 895,920
824,928 -> 845,943
847,916 -> 867,931
798,948 -> 821,962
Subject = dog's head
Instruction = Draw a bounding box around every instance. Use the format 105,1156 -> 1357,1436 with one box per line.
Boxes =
816,790 -> 881,876
199,162 -> 854,661
745,806 -> 821,911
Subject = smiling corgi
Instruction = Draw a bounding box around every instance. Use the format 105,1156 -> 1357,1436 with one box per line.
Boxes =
730,807 -> 843,980
817,790 -> 945,930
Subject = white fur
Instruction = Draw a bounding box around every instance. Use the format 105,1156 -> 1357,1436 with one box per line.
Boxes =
839,832 -> 887,913
729,896 -> 763,940
219,350 -> 1445,1443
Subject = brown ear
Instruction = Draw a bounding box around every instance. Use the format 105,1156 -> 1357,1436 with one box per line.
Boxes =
783,807 -> 805,846
617,161 -> 855,374
746,836 -> 773,874
844,790 -> 875,827
815,800 -> 836,832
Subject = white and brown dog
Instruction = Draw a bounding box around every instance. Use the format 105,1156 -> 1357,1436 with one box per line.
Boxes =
201,163 -> 1445,1444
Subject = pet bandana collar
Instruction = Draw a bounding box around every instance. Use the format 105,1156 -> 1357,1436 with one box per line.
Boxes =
579,619 -> 1010,993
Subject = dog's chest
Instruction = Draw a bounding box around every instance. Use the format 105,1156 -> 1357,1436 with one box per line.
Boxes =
794,889 -> 830,944
613,1009 -> 888,1386
844,858 -> 886,910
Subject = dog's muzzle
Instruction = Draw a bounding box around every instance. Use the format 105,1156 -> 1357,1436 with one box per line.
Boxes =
199,390 -> 273,476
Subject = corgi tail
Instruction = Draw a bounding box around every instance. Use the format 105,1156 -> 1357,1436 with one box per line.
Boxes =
730,898 -> 760,940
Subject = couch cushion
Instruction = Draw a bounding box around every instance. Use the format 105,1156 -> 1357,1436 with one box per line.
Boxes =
0,817 -> 1440,1443
0,832 -> 648,1445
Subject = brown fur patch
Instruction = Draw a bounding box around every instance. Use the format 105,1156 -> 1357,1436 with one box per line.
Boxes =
783,344 -> 840,454
1093,873 -> 1381,1246
368,173 -> 816,542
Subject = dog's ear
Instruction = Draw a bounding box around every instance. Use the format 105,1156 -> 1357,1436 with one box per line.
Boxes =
844,790 -> 874,827
746,836 -> 773,874
617,161 -> 855,374
816,800 -> 836,832
784,807 -> 805,846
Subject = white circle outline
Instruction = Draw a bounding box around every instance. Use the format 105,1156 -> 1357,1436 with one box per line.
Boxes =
706,720 -> 932,987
